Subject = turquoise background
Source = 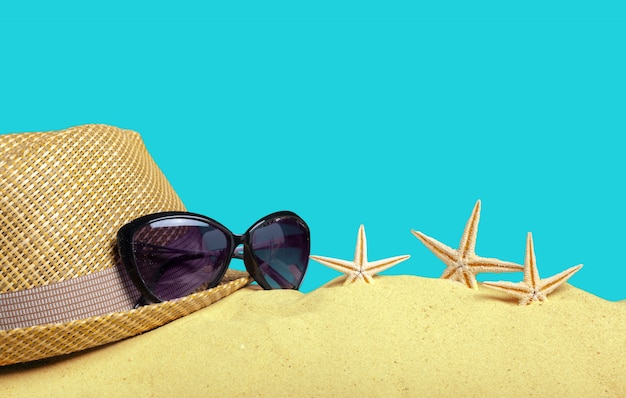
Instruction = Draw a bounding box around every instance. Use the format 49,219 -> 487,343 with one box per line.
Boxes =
1,1 -> 624,301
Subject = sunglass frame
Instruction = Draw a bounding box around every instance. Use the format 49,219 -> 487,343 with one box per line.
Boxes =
117,210 -> 310,303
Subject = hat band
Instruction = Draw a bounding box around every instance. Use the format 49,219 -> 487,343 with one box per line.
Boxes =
0,266 -> 141,330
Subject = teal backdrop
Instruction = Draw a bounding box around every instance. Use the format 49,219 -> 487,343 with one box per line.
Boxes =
1,1 -> 624,301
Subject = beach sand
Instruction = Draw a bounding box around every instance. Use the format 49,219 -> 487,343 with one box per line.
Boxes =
1,276 -> 625,397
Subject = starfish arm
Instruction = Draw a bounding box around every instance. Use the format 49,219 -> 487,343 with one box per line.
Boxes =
467,256 -> 524,274
524,232 -> 541,288
519,294 -> 539,306
457,267 -> 479,289
482,281 -> 533,302
411,230 -> 459,268
538,264 -> 583,296
309,255 -> 358,274
354,224 -> 367,266
440,267 -> 458,280
362,255 -> 411,275
344,273 -> 361,285
458,200 -> 481,258
438,267 -> 479,288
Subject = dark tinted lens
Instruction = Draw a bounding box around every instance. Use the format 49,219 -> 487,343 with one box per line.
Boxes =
131,218 -> 231,301
249,217 -> 309,289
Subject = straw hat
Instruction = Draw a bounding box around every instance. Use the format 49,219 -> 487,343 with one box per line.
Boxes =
0,124 -> 252,366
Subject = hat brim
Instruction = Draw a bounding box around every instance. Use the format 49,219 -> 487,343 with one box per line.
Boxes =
0,270 -> 252,366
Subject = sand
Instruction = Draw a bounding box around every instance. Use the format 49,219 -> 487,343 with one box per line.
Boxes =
1,276 -> 625,397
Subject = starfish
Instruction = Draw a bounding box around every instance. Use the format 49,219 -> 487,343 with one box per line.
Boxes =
482,232 -> 583,305
410,200 -> 523,289
310,224 -> 410,285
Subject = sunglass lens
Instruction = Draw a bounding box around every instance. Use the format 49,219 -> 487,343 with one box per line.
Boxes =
249,217 -> 310,289
131,218 -> 231,301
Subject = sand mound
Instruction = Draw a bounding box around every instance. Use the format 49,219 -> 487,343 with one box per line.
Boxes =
2,276 -> 625,397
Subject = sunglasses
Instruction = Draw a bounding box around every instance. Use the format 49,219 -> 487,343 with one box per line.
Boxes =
117,211 -> 310,304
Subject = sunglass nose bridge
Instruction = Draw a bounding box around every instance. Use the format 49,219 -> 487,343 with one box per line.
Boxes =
233,244 -> 245,259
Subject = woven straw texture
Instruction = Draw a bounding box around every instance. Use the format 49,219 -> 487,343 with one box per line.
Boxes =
0,124 -> 184,293
0,124 -> 252,366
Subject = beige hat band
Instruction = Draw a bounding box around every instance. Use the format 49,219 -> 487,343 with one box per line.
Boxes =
0,266 -> 140,331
